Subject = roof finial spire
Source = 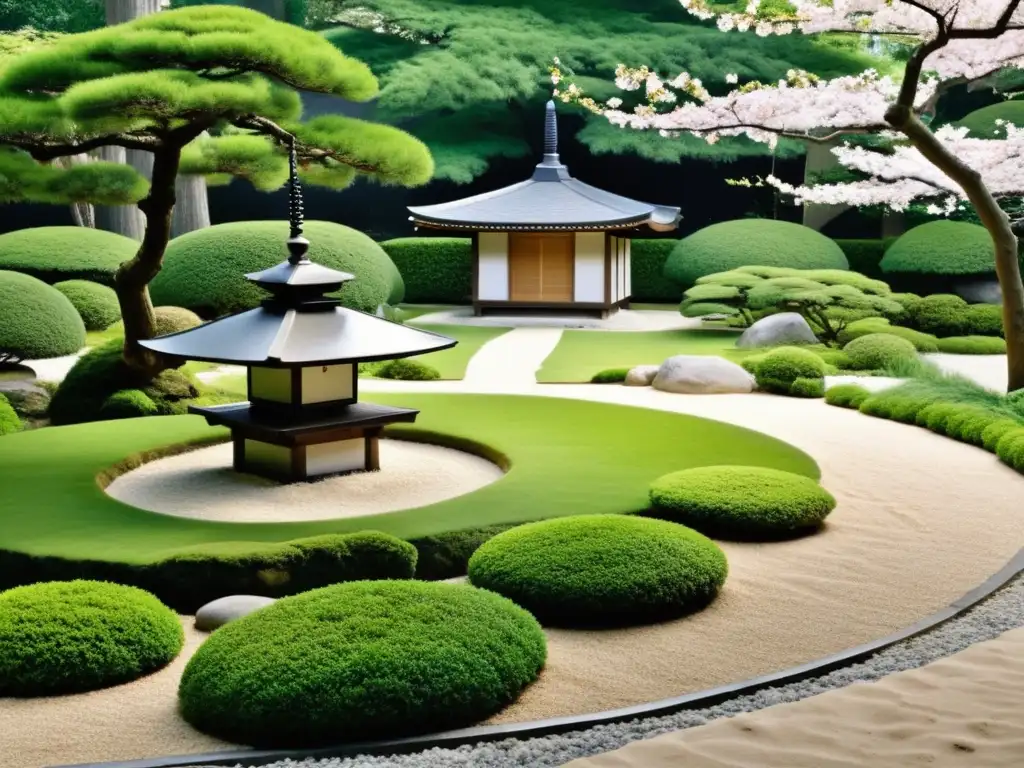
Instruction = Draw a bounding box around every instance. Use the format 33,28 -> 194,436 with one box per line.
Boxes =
543,100 -> 559,163
286,136 -> 310,265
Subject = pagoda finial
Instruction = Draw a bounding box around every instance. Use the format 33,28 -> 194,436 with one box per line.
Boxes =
543,100 -> 559,163
286,137 -> 310,265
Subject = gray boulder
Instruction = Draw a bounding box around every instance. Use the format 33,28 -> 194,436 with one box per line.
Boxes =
652,355 -> 755,394
953,279 -> 1002,305
195,595 -> 276,632
624,365 -> 659,387
737,312 -> 817,348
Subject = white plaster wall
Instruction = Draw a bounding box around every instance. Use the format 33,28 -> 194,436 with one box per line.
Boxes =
307,439 -> 365,477
250,367 -> 291,403
624,238 -> 632,297
478,232 -> 509,301
617,237 -> 627,301
574,232 -> 605,303
301,364 -> 354,404
244,440 -> 291,475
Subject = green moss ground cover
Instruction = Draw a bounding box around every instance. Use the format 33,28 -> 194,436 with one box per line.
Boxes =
0,394 -> 817,566
537,329 -> 748,383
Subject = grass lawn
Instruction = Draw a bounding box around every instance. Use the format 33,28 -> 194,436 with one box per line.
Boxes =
537,328 -> 751,383
397,304 -> 460,321
0,393 -> 817,564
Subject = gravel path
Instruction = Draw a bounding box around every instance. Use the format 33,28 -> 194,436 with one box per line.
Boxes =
185,572 -> 1024,768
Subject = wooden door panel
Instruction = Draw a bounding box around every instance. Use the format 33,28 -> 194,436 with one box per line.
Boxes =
509,234 -> 542,301
541,235 -> 573,302
509,233 -> 574,303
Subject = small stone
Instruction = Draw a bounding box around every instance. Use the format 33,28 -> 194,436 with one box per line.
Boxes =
652,355 -> 755,394
194,595 -> 276,632
624,365 -> 659,386
736,312 -> 818,348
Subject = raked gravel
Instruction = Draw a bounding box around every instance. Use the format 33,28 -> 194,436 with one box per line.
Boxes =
186,572 -> 1024,768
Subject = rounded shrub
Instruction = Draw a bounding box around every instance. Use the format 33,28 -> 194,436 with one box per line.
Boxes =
0,226 -> 138,285
916,402 -> 961,433
49,338 -> 199,425
789,377 -> 825,398
935,335 -> 1007,355
942,406 -> 999,446
590,367 -> 629,383
467,515 -> 728,626
0,271 -> 86,362
964,303 -> 1004,337
151,221 -> 403,317
982,418 -> 1024,452
54,280 -> 121,331
837,317 -> 938,352
0,580 -> 183,697
754,347 -> 827,394
881,221 -> 996,278
859,391 -> 927,425
648,465 -> 836,540
154,306 -> 203,335
995,428 -> 1024,472
825,383 -> 870,409
178,580 -> 546,747
0,393 -> 22,435
99,389 -> 159,420
843,333 -> 918,370
665,220 -> 849,289
908,294 -> 969,337
375,358 -> 441,381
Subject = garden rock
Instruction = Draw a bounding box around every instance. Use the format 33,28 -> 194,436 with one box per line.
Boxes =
736,312 -> 817,348
953,278 -> 1002,305
624,365 -> 659,386
652,355 -> 755,394
194,595 -> 276,632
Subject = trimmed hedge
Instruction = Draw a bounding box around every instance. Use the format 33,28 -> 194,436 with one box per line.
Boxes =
843,333 -> 918,370
0,394 -> 22,435
375,358 -> 440,380
907,294 -> 969,337
838,317 -> 939,352
935,336 -> 1007,354
833,238 -> 894,279
881,221 -> 996,277
99,389 -> 159,420
408,524 -> 519,581
665,220 -> 849,289
467,515 -> 728,627
754,346 -> 827,395
591,367 -> 630,383
996,428 -> 1024,472
0,531 -> 418,614
631,239 -> 681,301
965,303 -> 1004,337
649,465 -> 836,539
380,238 -> 472,304
178,580 -> 546,747
151,221 -> 402,317
49,339 -> 200,426
54,280 -> 121,331
0,580 -> 183,697
824,383 -> 871,409
0,271 -> 86,362
0,226 -> 138,286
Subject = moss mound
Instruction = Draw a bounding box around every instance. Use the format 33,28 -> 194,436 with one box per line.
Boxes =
54,280 -> 121,331
151,221 -> 403,317
590,367 -> 630,383
49,339 -> 199,426
0,580 -> 183,697
0,227 -> 138,286
153,306 -> 203,335
665,220 -> 849,289
754,346 -> 826,394
0,393 -> 22,435
649,465 -> 837,540
908,294 -> 970,337
965,303 -> 1004,337
789,376 -> 825,398
178,580 -> 546,747
881,221 -> 996,277
838,316 -> 939,351
467,515 -> 728,627
843,333 -> 918,369
825,383 -> 871,409
0,271 -> 86,362
375,358 -> 440,380
936,336 -> 1007,354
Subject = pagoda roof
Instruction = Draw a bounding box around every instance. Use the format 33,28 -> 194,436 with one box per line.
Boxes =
407,102 -> 681,233
140,304 -> 456,367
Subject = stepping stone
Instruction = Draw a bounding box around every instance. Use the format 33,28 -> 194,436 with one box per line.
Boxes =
195,595 -> 276,632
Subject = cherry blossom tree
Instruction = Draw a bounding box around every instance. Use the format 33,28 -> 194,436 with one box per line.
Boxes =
552,0 -> 1024,392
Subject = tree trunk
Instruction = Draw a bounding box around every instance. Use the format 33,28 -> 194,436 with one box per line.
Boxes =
172,175 -> 211,237
247,0 -> 288,19
115,148 -> 182,376
55,154 -> 96,228
889,108 -> 1024,393
105,0 -> 162,24
93,146 -> 145,240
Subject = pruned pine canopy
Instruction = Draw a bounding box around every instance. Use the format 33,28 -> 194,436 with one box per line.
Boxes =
0,6 -> 433,205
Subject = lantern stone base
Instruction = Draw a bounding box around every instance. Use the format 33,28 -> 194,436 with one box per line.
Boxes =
189,401 -> 419,483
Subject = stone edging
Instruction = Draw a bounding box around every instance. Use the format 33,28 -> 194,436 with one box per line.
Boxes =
55,547 -> 1024,768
